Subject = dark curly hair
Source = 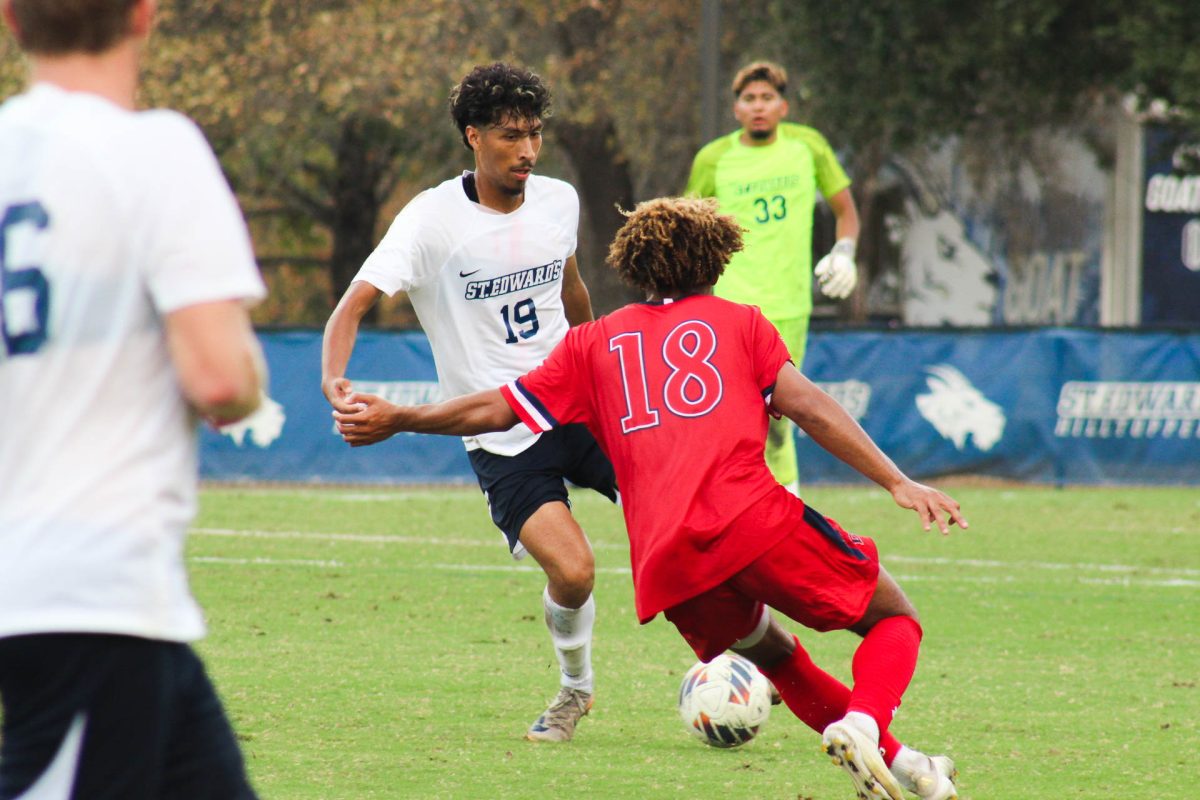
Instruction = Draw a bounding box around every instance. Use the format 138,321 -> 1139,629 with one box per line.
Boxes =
448,63 -> 552,151
607,197 -> 744,296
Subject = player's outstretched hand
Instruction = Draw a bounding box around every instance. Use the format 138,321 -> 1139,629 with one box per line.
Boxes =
332,392 -> 398,447
889,479 -> 968,535
323,376 -> 361,413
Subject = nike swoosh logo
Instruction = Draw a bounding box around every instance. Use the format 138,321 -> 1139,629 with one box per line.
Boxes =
459,269 -> 481,278
16,712 -> 86,800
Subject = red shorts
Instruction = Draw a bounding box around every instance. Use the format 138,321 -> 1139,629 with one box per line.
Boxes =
663,503 -> 880,662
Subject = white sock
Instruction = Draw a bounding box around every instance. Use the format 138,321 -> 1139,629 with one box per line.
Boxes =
843,710 -> 880,741
543,587 -> 595,692
888,745 -> 928,791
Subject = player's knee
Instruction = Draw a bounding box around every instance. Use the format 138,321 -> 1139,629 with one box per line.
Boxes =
888,590 -> 920,623
548,556 -> 594,603
563,562 -> 595,598
871,566 -> 918,618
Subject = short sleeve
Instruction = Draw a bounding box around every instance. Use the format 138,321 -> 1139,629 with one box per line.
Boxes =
355,191 -> 440,296
684,145 -> 718,198
554,180 -> 580,259
138,112 -> 265,313
501,326 -> 591,433
750,306 -> 793,394
807,128 -> 852,200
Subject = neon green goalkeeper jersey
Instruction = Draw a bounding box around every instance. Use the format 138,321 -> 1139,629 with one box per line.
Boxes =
685,122 -> 850,319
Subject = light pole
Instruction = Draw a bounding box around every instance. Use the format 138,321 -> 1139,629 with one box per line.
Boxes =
700,0 -> 720,144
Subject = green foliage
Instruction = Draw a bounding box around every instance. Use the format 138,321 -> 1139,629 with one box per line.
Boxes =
134,1 -> 708,322
188,484 -> 1200,798
143,1 -> 466,322
741,0 -> 1199,161
0,22 -> 25,98
5,1 -> 1199,324
1122,1 -> 1200,122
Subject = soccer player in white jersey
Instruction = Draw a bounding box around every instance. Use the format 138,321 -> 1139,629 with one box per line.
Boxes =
0,1 -> 267,797
322,63 -> 617,742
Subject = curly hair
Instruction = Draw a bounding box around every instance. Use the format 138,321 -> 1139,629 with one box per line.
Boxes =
607,197 -> 744,296
448,63 -> 552,151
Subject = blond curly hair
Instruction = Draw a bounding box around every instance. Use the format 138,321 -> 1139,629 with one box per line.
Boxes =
606,197 -> 744,296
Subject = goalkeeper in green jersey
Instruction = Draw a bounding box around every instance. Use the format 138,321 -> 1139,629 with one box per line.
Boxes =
685,60 -> 861,494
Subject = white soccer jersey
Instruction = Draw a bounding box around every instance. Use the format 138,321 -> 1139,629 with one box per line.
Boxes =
0,84 -> 265,642
356,173 -> 579,456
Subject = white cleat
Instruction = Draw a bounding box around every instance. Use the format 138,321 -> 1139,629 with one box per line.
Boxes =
911,755 -> 958,800
821,719 -> 905,800
525,687 -> 593,742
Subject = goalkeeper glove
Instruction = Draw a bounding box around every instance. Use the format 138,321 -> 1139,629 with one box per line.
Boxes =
814,238 -> 858,299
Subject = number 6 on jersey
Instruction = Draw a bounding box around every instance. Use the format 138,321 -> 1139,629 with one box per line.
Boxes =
0,201 -> 51,357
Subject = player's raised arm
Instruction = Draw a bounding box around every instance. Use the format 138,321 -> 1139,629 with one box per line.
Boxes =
333,388 -> 520,447
322,280 -> 382,412
771,362 -> 967,534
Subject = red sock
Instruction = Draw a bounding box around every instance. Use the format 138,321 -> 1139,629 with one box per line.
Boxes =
760,636 -> 903,764
847,615 -> 923,733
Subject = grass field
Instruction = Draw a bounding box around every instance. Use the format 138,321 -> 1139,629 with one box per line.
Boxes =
188,484 -> 1199,799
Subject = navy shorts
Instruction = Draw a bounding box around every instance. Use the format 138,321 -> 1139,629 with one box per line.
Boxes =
468,423 -> 618,550
0,633 -> 257,800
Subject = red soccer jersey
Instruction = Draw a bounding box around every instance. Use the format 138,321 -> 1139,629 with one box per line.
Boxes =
500,294 -> 794,622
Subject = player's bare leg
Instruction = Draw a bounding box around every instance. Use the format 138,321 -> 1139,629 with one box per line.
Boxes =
518,501 -> 596,742
850,565 -> 919,636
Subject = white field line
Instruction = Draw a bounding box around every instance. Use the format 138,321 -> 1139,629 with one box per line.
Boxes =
890,574 -> 1200,587
188,526 -> 1200,587
416,567 -> 1199,588
190,527 -> 629,551
194,526 -> 1200,575
428,563 -> 633,575
191,556 -> 344,568
885,554 -> 1200,577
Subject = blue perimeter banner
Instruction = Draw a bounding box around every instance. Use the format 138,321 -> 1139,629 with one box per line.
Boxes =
201,328 -> 1200,486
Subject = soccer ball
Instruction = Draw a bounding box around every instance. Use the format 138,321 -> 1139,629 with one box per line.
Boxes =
677,653 -> 772,747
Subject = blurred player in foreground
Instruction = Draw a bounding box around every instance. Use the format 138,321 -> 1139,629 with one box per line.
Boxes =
0,0 -> 267,796
332,197 -> 963,800
322,63 -> 617,742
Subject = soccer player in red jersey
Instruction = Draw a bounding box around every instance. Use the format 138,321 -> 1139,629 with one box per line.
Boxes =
333,197 -> 966,800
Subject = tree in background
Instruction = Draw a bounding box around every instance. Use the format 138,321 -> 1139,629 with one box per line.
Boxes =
728,0 -> 1200,320
3,0 -> 1196,325
131,0 -> 704,323
142,1 -> 462,324
464,1 -> 703,315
